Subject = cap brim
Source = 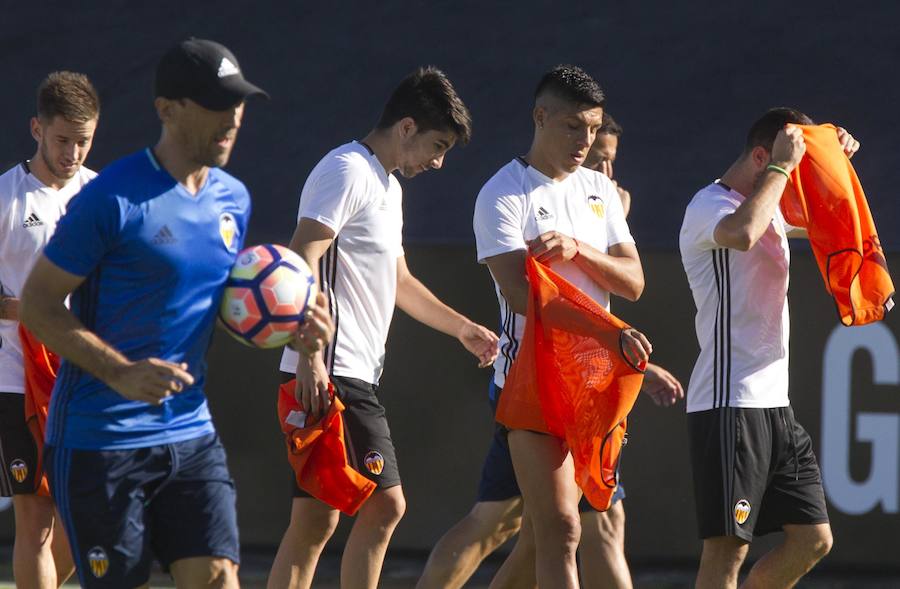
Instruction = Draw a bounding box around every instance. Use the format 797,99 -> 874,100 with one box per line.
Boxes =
196,76 -> 270,111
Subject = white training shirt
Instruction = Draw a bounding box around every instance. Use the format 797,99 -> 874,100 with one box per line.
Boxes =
280,141 -> 404,385
0,162 -> 96,394
679,181 -> 791,412
473,158 -> 635,389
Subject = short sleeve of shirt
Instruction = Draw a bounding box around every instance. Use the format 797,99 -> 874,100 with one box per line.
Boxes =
474,184 -> 526,263
297,156 -> 367,233
602,177 -> 635,247
682,189 -> 741,251
43,184 -> 123,277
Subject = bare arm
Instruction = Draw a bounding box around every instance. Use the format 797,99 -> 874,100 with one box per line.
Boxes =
396,255 -> 498,368
714,126 -> 807,251
0,296 -> 18,320
287,218 -> 336,417
528,232 -> 645,302
19,256 -> 193,404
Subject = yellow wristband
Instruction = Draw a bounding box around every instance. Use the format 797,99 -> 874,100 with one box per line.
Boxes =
766,164 -> 790,179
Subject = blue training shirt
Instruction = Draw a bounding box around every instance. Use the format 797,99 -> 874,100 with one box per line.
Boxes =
43,148 -> 251,450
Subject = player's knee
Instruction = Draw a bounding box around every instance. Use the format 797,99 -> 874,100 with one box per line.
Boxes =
171,556 -> 238,588
536,510 -> 581,550
289,504 -> 339,544
12,495 -> 55,542
363,488 -> 406,530
789,525 -> 833,563
489,511 -> 523,548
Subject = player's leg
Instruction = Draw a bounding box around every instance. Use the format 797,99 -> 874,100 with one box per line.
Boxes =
49,506 -> 75,583
488,508 -> 537,589
508,429 -> 581,589
741,523 -> 832,589
150,434 -> 241,589
418,413 -> 525,589
417,497 -> 522,589
334,376 -> 405,589
696,535 -> 749,589
689,408 -> 769,589
267,496 -> 340,589
0,391 -> 71,588
341,484 -> 406,589
578,491 -> 632,589
741,408 -> 832,588
46,445 -> 157,589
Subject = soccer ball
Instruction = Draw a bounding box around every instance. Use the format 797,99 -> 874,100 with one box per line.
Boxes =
219,244 -> 317,348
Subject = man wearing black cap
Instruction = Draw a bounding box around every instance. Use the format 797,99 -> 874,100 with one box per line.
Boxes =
19,38 -> 331,588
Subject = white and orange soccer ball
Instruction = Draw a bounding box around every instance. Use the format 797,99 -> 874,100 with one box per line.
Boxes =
219,244 -> 317,348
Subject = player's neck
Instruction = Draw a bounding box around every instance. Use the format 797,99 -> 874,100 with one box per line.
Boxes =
28,150 -> 72,191
359,130 -> 397,174
720,159 -> 755,197
524,144 -> 571,182
153,138 -> 209,196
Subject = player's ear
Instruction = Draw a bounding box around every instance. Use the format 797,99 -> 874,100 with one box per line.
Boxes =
397,117 -> 418,139
751,145 -> 769,168
154,97 -> 176,124
533,105 -> 546,131
30,117 -> 43,143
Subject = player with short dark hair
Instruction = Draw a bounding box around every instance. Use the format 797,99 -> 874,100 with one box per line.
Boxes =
472,64 -> 650,589
0,69 -> 99,589
679,106 -> 859,588
266,66 -> 496,589
20,38 -> 331,589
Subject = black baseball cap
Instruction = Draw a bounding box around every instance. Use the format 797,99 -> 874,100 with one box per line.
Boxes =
155,38 -> 269,111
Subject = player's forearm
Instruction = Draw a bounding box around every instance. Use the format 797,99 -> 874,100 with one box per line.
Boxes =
19,295 -> 131,385
0,296 -> 19,320
715,170 -> 786,251
572,244 -> 644,302
395,273 -> 470,338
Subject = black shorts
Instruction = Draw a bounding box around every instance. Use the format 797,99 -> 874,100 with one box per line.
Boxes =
46,433 -> 239,588
688,406 -> 829,542
0,392 -> 40,496
477,385 -> 625,509
286,373 -> 401,498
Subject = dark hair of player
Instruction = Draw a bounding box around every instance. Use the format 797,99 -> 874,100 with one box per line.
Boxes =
376,66 -> 472,145
745,107 -> 814,153
534,64 -> 605,108
599,112 -> 622,137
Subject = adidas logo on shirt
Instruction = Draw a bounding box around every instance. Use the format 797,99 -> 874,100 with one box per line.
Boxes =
22,213 -> 43,228
536,207 -> 554,221
217,57 -> 240,78
151,225 -> 177,245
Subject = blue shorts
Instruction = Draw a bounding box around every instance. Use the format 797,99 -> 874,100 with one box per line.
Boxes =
46,433 -> 239,588
477,385 -> 625,510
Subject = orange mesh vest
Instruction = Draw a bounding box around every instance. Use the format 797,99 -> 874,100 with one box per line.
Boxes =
277,379 -> 375,515
18,324 -> 59,496
780,123 -> 894,326
496,256 -> 645,511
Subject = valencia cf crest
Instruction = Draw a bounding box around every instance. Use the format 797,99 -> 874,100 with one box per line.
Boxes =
734,499 -> 751,525
9,459 -> 27,483
587,195 -> 605,219
364,451 -> 385,475
219,212 -> 238,252
87,546 -> 109,578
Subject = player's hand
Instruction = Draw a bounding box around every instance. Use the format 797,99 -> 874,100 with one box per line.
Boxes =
641,363 -> 684,407
528,231 -> 579,264
295,352 -> 331,419
621,328 -> 652,368
458,320 -> 499,368
836,127 -> 860,159
108,359 -> 194,405
770,125 -> 806,173
0,296 -> 19,321
614,183 -> 631,218
600,159 -> 614,179
294,292 -> 334,357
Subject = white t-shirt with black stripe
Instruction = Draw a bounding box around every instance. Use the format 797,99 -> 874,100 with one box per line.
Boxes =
473,158 -> 635,389
679,181 -> 791,412
280,141 -> 404,385
0,162 -> 96,394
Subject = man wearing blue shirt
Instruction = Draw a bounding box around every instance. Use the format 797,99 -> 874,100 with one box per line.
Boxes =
19,39 -> 271,588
